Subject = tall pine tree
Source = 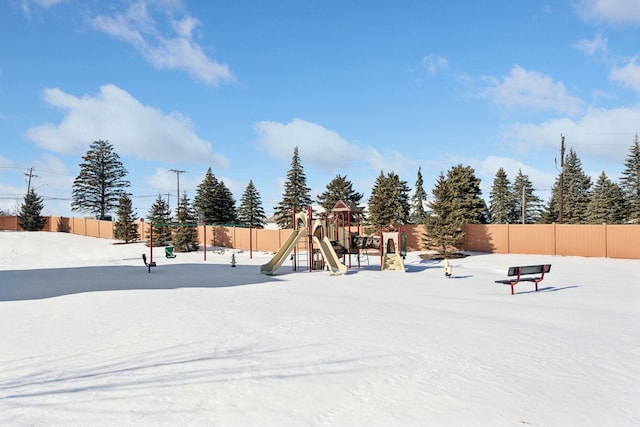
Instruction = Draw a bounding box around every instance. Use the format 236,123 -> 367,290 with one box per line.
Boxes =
586,171 -> 627,224
237,180 -> 267,228
423,172 -> 464,257
489,167 -> 514,224
316,174 -> 363,216
446,164 -> 487,224
512,169 -> 543,224
273,146 -> 313,228
113,193 -> 140,243
193,167 -> 219,224
172,193 -> 199,252
147,194 -> 172,246
544,148 -> 592,223
620,134 -> 640,223
213,180 -> 237,224
71,139 -> 130,219
18,189 -> 47,231
366,171 -> 411,229
409,167 -> 428,224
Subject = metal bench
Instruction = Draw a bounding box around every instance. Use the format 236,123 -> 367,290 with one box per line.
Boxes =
495,264 -> 551,295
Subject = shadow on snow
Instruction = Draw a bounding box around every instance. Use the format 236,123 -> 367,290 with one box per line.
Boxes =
0,263 -> 279,302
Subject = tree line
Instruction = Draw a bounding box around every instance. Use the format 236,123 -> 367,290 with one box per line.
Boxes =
16,136 -> 640,254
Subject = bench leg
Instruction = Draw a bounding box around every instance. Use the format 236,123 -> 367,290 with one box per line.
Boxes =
511,284 -> 515,295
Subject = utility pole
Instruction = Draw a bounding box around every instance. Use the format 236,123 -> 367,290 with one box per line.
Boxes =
169,169 -> 187,213
521,184 -> 526,224
24,167 -> 39,194
168,169 -> 187,199
559,135 -> 565,224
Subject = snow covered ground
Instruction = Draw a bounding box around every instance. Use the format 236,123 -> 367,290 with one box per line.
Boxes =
1,231 -> 638,426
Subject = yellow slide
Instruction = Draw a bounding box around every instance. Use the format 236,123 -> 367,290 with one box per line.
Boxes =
260,228 -> 306,275
382,253 -> 405,271
312,236 -> 348,275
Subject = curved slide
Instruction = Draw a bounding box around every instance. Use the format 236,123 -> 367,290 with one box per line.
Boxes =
260,229 -> 306,275
312,236 -> 348,275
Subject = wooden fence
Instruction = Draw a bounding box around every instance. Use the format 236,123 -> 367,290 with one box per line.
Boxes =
1,216 -> 639,259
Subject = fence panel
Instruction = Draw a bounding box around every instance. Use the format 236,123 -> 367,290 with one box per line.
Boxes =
556,224 -> 606,257
606,225 -> 640,259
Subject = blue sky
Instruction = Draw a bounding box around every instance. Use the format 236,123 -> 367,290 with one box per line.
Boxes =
1,0 -> 639,219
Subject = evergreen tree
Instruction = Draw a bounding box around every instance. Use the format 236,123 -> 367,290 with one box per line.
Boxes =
316,174 -> 363,216
423,172 -> 464,257
71,139 -> 130,219
213,180 -> 237,224
586,172 -> 628,224
366,171 -> 411,229
172,193 -> 199,252
237,180 -> 267,228
446,164 -> 487,224
273,146 -> 313,228
489,167 -> 514,224
147,194 -> 172,246
113,193 -> 139,243
512,169 -> 543,224
620,134 -> 640,223
545,148 -> 592,223
193,167 -> 219,224
18,189 -> 46,231
409,167 -> 428,224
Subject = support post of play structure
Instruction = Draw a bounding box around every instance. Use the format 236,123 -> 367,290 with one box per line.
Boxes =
250,226 -> 253,259
292,206 -> 297,271
149,222 -> 154,263
308,205 -> 313,272
379,227 -> 383,270
203,224 -> 207,261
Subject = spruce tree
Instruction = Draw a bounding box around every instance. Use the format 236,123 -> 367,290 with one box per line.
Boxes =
213,180 -> 237,224
18,189 -> 47,231
446,164 -> 487,224
586,172 -> 627,224
620,134 -> 640,223
193,167 -> 219,224
316,174 -> 363,216
409,167 -> 428,224
273,146 -> 313,228
489,167 -> 514,224
366,171 -> 411,229
237,180 -> 267,228
545,148 -> 592,223
512,169 -> 543,224
147,194 -> 172,246
172,193 -> 199,252
113,193 -> 139,243
71,139 -> 130,219
423,172 -> 464,257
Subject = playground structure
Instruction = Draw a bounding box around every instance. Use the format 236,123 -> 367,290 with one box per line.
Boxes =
260,202 -> 407,275
260,207 -> 347,275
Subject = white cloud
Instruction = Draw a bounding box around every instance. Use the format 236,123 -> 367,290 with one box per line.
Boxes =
252,118 -> 413,177
91,2 -> 234,86
25,84 -> 228,167
610,57 -> 640,92
253,119 -> 362,172
421,54 -> 448,76
576,0 -> 640,25
484,65 -> 584,115
499,106 -> 640,163
574,34 -> 608,58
